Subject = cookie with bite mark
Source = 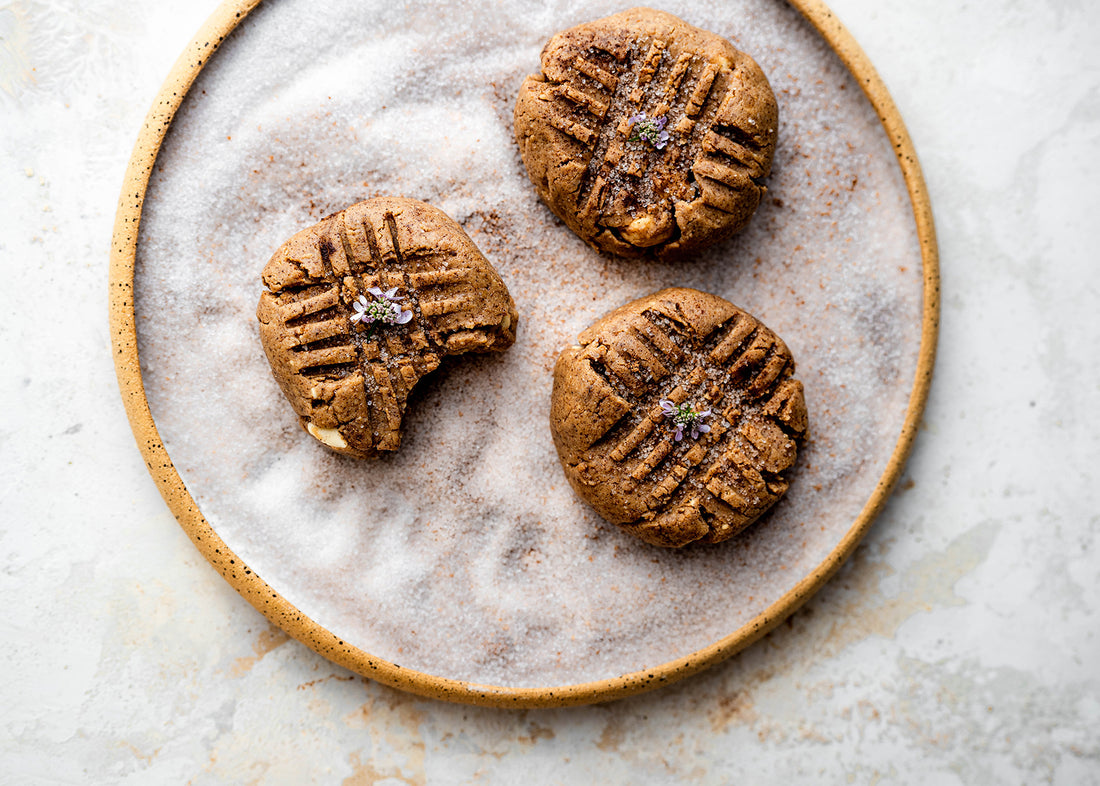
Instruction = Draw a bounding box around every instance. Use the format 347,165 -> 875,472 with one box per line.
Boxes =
257,197 -> 518,458
550,288 -> 806,547
514,7 -> 778,259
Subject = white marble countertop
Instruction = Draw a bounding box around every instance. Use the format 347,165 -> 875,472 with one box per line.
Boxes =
2,0 -> 1097,783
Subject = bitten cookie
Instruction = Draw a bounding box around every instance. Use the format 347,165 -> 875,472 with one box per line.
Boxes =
514,7 -> 778,259
550,288 -> 806,548
257,197 -> 518,458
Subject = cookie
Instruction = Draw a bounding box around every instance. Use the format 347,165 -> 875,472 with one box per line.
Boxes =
257,197 -> 518,458
514,7 -> 778,259
550,288 -> 806,548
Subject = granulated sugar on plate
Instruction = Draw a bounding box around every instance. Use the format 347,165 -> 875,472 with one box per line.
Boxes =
134,0 -> 924,687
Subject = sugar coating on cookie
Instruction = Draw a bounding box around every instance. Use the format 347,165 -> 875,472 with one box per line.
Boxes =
550,288 -> 806,547
514,7 -> 778,259
257,197 -> 518,458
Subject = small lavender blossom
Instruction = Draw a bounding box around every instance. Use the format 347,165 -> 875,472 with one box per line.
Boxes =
350,286 -> 413,328
628,112 -> 671,150
659,398 -> 712,442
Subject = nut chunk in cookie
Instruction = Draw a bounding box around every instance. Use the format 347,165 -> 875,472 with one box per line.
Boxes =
550,288 -> 806,548
257,197 -> 519,458
514,7 -> 778,260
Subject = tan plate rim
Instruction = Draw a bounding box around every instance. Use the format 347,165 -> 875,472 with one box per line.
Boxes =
108,0 -> 940,708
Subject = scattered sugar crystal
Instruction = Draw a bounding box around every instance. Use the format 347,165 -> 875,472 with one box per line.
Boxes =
134,0 -> 924,688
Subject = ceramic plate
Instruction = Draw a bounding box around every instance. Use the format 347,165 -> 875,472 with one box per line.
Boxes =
111,0 -> 937,706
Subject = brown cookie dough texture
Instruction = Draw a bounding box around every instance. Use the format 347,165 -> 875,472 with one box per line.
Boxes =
550,288 -> 807,548
257,197 -> 518,458
514,8 -> 778,259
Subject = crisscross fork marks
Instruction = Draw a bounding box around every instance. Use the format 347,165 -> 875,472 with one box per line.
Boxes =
589,305 -> 798,513
276,211 -> 442,447
259,196 -> 518,459
573,36 -> 740,222
587,308 -> 721,502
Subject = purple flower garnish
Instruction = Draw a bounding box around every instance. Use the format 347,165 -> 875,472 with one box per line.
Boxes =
628,112 -> 671,150
350,286 -> 413,328
659,398 -> 712,442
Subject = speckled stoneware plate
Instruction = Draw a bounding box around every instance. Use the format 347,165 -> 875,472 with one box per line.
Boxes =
110,0 -> 938,707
